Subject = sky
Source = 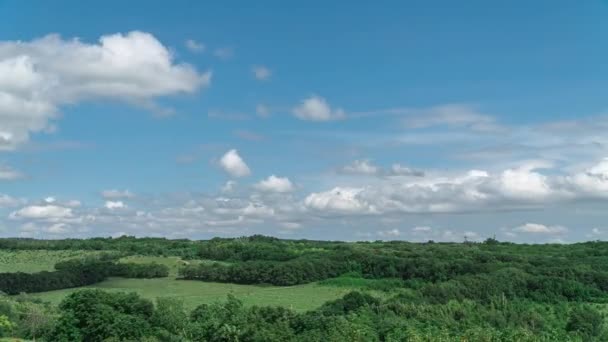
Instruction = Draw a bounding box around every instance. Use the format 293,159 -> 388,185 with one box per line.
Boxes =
1,0 -> 608,242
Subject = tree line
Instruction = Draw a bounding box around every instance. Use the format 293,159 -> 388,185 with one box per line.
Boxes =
1,289 -> 605,341
0,256 -> 169,295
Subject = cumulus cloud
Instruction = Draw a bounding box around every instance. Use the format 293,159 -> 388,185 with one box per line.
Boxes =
105,201 -> 126,210
254,175 -> 294,193
185,39 -> 205,53
306,158 -> 608,215
219,149 -> 251,178
252,65 -> 271,81
513,223 -> 568,234
340,160 -> 424,177
305,187 -> 375,214
293,95 -> 345,121
101,189 -> 135,199
0,31 -> 210,149
10,204 -> 73,219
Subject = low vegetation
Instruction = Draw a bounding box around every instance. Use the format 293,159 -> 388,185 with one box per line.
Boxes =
1,236 -> 608,340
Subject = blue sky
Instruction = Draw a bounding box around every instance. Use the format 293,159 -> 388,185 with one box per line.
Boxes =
1,0 -> 608,242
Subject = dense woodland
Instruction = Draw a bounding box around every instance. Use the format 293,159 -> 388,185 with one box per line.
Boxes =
1,236 -> 608,341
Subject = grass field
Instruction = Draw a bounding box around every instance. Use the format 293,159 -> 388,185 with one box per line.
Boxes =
1,253 -> 357,312
0,250 -> 107,273
29,277 -> 357,312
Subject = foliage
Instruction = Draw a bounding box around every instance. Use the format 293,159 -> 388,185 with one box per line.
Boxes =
2,236 -> 608,340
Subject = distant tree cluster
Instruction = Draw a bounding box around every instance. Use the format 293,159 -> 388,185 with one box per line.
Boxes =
2,289 -> 606,341
0,255 -> 169,295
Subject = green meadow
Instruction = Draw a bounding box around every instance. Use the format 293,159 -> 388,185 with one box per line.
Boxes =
29,277 -> 356,312
11,253 -> 358,312
0,250 -> 105,273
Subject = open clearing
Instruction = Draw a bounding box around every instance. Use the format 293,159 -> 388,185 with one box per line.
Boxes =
0,250 -> 106,273
29,277 -> 355,312
6,252 -> 376,312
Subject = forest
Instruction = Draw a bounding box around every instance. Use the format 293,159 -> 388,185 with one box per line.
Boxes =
1,235 -> 608,341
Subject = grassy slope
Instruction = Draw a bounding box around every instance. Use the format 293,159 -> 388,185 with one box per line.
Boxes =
29,277 -> 356,312
23,254 -> 357,312
0,250 -> 105,273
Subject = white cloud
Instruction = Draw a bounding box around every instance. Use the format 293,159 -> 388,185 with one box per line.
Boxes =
293,95 -> 345,121
305,187 -> 375,214
0,31 -> 210,150
252,65 -> 271,81
568,158 -> 608,196
339,160 -> 424,177
412,226 -> 432,232
341,160 -> 379,175
221,180 -> 237,193
254,175 -> 294,193
219,149 -> 251,178
494,162 -> 554,201
513,223 -> 567,234
105,201 -> 126,210
591,228 -> 604,236
47,223 -> 69,234
101,189 -> 135,199
185,39 -> 205,53
11,205 -> 73,219
0,165 -> 23,180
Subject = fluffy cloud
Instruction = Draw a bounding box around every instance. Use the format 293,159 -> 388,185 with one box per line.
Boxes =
0,31 -> 210,150
306,158 -> 608,215
254,175 -> 294,193
219,149 -> 251,178
568,158 -> 608,196
513,223 -> 568,234
293,95 -> 345,121
305,187 -> 375,214
10,204 -> 73,219
101,189 -> 135,199
252,65 -> 271,81
105,201 -> 126,210
340,160 -> 424,177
